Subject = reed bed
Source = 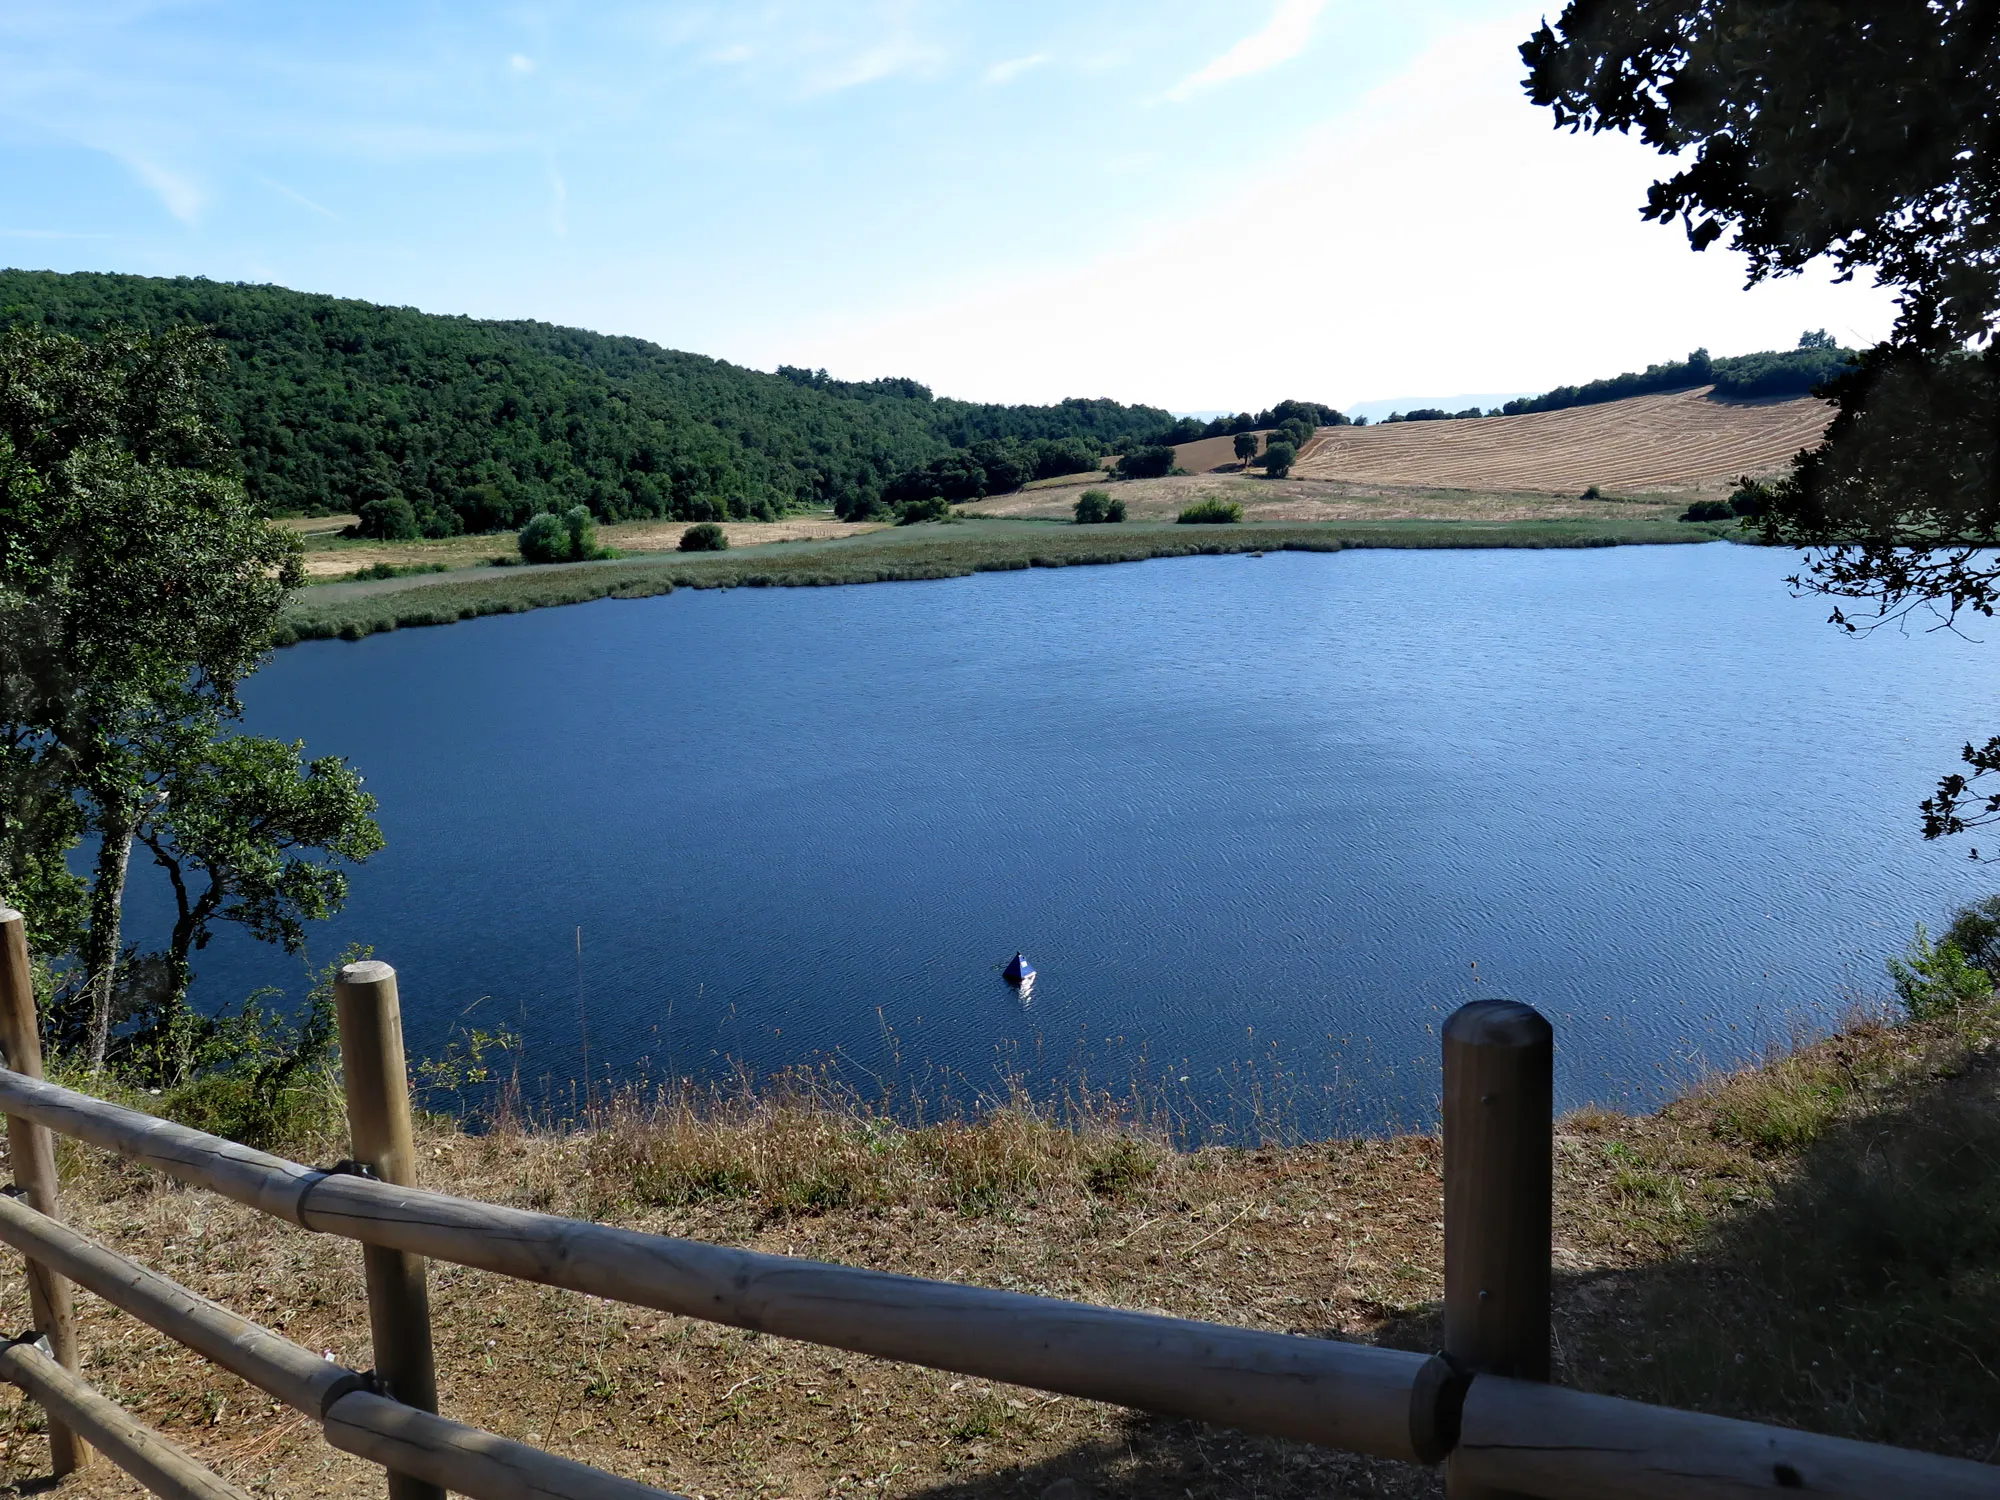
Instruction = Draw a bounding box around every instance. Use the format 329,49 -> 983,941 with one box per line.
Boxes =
275,518 -> 1730,646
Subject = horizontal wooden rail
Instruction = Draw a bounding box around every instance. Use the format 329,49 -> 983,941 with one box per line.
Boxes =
0,1193 -> 678,1500
1457,1376 -> 2000,1500
0,1067 -> 1436,1463
0,1336 -> 251,1500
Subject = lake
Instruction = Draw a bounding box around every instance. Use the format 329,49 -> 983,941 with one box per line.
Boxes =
131,542 -> 2000,1136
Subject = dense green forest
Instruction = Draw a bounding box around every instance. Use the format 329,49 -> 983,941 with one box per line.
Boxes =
0,271 -> 1179,535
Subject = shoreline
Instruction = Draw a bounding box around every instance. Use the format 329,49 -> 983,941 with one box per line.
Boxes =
276,516 -> 1739,646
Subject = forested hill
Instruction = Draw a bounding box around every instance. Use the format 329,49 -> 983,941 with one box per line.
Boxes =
0,270 -> 1173,535
1498,335 -> 1852,417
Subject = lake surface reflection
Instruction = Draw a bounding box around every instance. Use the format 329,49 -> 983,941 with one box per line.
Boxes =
135,543 -> 2000,1136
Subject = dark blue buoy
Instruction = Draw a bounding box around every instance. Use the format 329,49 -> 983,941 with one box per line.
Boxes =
1003,951 -> 1035,985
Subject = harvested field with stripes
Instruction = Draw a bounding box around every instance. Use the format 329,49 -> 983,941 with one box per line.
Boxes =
1293,387 -> 1830,495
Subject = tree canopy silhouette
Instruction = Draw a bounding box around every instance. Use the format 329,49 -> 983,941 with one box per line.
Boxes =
1524,0 -> 2000,847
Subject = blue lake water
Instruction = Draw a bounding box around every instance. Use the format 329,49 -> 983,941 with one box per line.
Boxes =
129,543 -> 2000,1136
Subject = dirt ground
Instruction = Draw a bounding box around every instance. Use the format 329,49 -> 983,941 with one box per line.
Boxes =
960,474 -> 1687,524
2,1131 -> 1457,1500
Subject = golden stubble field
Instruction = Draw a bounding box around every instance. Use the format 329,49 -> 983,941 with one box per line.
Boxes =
1291,387 -> 1829,494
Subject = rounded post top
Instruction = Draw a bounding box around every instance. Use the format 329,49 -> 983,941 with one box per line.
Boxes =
0,907 -> 21,926
1443,998 -> 1551,1050
338,960 -> 397,986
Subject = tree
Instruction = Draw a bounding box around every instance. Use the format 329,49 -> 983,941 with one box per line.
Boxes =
679,522 -> 727,551
518,506 -> 604,563
130,733 -> 382,1082
1115,445 -> 1177,480
1523,0 -> 2000,848
1074,489 -> 1110,524
0,326 -> 304,1070
1260,441 -> 1297,478
1233,432 -> 1260,466
562,504 -> 600,558
518,512 -> 567,563
355,495 -> 419,540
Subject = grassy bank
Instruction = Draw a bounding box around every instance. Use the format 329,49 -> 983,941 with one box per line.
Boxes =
277,517 -> 1732,646
8,990 -> 1994,1499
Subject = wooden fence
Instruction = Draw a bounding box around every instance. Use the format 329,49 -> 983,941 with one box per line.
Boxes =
0,909 -> 1994,1500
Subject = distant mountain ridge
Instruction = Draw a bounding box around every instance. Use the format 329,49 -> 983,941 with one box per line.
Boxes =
0,270 -> 1174,536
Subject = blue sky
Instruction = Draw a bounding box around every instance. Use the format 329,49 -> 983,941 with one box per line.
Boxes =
1,1 -> 1896,410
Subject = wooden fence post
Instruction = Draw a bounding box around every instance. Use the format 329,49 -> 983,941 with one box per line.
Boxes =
0,907 -> 87,1475
335,960 -> 442,1500
1442,998 -> 1553,1500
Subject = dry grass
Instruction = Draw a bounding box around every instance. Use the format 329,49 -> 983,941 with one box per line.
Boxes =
1292,388 -> 1830,495
962,474 -> 1685,525
295,519 -> 887,581
4,1001 -> 1996,1499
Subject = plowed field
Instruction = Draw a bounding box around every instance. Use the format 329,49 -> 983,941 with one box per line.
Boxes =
1293,386 -> 1830,494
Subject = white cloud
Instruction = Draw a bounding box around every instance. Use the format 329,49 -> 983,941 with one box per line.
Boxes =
804,34 -> 947,94
119,154 -> 205,223
985,52 -> 1049,85
509,53 -> 534,73
764,12 -> 1898,409
1169,0 -> 1329,102
258,175 -> 340,220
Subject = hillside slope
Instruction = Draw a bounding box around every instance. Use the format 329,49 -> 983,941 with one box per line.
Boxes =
1294,387 -> 1830,494
0,270 -> 1171,533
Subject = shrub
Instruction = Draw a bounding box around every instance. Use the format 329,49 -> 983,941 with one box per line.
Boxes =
1581,484 -> 1603,500
355,495 -> 420,541
518,511 -> 569,562
1260,440 -> 1296,478
561,504 -> 600,559
350,561 -> 449,581
1177,498 -> 1243,524
1680,499 -> 1737,522
1728,480 -> 1772,518
519,506 -> 607,562
1107,496 -> 1127,521
1945,895 -> 2000,977
1115,445 -> 1177,479
896,494 -> 952,525
679,522 -> 728,551
1888,923 -> 1995,1019
1073,489 -> 1112,523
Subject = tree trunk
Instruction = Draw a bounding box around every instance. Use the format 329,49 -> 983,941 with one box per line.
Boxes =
83,805 -> 137,1078
158,904 -> 206,1088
